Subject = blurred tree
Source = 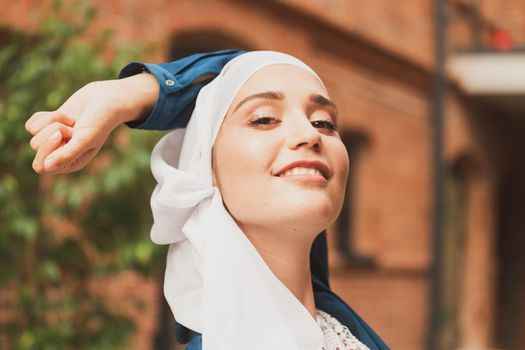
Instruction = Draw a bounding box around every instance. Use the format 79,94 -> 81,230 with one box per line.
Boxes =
0,1 -> 165,349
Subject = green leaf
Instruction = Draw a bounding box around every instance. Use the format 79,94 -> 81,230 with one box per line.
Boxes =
38,260 -> 61,283
0,1 -> 159,347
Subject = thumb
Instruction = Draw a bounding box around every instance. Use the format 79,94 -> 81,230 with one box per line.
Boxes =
44,134 -> 95,172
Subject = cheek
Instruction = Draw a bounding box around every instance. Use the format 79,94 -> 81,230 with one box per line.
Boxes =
213,133 -> 276,218
329,140 -> 350,203
215,137 -> 272,182
336,144 -> 350,182
327,138 -> 350,182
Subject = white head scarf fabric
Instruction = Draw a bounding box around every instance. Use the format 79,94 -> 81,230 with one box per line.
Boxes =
150,51 -> 326,349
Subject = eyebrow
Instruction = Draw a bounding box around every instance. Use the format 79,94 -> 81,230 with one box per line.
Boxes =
232,90 -> 338,113
233,91 -> 283,112
310,94 -> 337,110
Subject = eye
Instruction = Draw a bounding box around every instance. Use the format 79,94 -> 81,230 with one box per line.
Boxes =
248,111 -> 280,126
311,119 -> 338,131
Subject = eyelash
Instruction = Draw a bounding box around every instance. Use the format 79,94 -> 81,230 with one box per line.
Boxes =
248,112 -> 279,126
311,120 -> 338,131
248,112 -> 338,131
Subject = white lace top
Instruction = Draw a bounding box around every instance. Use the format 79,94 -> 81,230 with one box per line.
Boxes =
316,309 -> 371,350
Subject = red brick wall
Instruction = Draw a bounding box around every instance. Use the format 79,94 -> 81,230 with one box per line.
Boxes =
449,0 -> 525,51
273,0 -> 435,69
479,0 -> 525,45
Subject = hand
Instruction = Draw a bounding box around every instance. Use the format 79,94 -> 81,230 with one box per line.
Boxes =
26,74 -> 159,174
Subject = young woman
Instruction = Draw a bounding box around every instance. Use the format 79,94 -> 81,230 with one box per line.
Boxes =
26,50 -> 389,350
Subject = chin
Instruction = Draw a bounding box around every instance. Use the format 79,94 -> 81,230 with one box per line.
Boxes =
279,200 -> 338,228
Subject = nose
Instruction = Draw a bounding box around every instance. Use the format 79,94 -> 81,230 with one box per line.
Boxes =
286,114 -> 322,152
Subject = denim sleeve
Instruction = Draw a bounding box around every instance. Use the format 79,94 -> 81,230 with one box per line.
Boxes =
173,321 -> 202,349
117,62 -> 192,130
184,334 -> 202,350
117,49 -> 245,131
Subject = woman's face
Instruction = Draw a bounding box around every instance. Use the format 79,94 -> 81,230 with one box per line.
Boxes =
212,64 -> 349,237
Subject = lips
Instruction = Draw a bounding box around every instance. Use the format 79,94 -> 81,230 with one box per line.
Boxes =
274,160 -> 330,180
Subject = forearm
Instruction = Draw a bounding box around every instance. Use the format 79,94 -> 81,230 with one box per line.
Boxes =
112,72 -> 159,125
26,50 -> 245,175
25,72 -> 159,174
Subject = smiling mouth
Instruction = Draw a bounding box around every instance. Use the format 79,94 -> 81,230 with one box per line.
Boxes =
279,167 -> 324,177
274,160 -> 330,180
274,166 -> 328,184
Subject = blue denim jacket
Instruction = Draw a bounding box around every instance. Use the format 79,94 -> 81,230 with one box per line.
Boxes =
119,50 -> 390,350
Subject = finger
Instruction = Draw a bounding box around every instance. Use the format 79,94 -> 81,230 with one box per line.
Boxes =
25,111 -> 75,135
32,130 -> 63,174
29,123 -> 73,151
44,134 -> 94,172
48,148 -> 98,175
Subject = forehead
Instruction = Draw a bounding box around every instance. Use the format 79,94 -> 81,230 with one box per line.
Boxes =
231,64 -> 328,103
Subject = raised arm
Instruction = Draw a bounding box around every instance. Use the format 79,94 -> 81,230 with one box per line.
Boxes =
26,49 -> 245,174
26,73 -> 158,174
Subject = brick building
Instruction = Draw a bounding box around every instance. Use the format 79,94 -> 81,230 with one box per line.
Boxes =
2,1 -> 525,349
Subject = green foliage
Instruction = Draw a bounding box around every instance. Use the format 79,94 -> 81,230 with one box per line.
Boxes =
0,2 -> 165,349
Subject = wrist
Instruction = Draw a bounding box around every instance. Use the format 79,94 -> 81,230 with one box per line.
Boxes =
113,72 -> 159,125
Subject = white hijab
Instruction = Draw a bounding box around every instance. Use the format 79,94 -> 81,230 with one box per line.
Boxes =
150,51 -> 326,349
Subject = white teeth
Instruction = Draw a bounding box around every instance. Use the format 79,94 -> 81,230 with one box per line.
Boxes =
281,167 -> 322,177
